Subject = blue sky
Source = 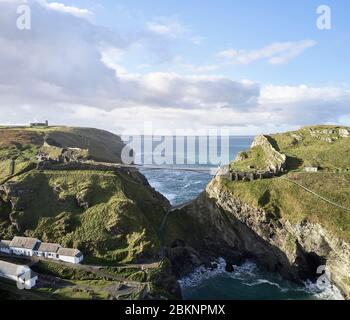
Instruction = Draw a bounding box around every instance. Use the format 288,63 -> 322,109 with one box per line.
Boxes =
58,0 -> 350,85
0,0 -> 349,134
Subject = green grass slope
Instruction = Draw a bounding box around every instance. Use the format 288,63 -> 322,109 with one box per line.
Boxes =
0,126 -> 126,182
222,172 -> 350,242
231,125 -> 350,172
225,125 -> 350,241
42,127 -> 126,163
272,125 -> 350,171
2,170 -> 165,264
230,145 -> 271,172
0,126 -> 168,265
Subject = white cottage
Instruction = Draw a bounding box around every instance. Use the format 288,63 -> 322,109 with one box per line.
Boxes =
1,236 -> 84,264
0,260 -> 38,289
34,242 -> 83,264
304,166 -> 319,172
35,242 -> 61,260
9,237 -> 41,257
57,248 -> 84,264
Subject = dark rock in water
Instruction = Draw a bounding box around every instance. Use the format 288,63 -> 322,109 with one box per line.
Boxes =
225,259 -> 235,273
228,252 -> 246,266
211,262 -> 218,270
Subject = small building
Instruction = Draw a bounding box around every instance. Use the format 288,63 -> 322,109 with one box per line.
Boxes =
30,120 -> 48,127
304,166 -> 319,172
57,248 -> 84,264
9,237 -> 41,257
2,236 -> 83,264
35,242 -> 61,260
0,260 -> 38,289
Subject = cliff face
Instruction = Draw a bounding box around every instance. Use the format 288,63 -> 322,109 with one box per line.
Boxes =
165,125 -> 350,299
210,178 -> 349,296
166,177 -> 350,298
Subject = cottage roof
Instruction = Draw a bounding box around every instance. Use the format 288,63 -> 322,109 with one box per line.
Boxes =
0,260 -> 37,279
0,260 -> 20,276
9,237 -> 40,250
37,243 -> 61,253
57,248 -> 82,257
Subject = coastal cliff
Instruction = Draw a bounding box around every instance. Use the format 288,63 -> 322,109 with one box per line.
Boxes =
164,125 -> 350,299
0,126 -> 180,300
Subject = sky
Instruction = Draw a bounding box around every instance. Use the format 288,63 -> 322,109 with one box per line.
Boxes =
0,0 -> 349,135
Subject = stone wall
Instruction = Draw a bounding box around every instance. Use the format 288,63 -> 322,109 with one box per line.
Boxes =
225,170 -> 279,182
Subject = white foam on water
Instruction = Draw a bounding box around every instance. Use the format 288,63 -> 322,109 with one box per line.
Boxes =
179,258 -> 257,288
243,279 -> 289,293
183,180 -> 203,189
179,258 -> 228,288
146,180 -> 162,189
179,258 -> 344,300
301,279 -> 344,300
163,193 -> 177,202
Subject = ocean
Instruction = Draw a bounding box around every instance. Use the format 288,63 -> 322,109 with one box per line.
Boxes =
134,136 -> 343,300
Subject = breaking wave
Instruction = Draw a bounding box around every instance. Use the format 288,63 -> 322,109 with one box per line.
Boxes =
179,258 -> 344,300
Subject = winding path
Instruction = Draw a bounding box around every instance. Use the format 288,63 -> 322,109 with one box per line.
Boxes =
280,177 -> 350,213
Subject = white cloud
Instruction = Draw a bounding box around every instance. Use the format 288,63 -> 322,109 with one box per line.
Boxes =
257,85 -> 350,126
147,19 -> 186,37
38,0 -> 93,19
169,55 -> 220,73
99,48 -> 259,110
190,36 -> 205,45
146,17 -> 203,45
260,85 -> 350,104
0,1 -> 349,135
219,40 -> 317,65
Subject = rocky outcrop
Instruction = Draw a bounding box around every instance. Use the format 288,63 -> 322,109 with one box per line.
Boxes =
250,135 -> 287,172
308,127 -> 350,140
37,141 -> 89,163
0,183 -> 33,231
339,128 -> 350,138
169,177 -> 350,299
